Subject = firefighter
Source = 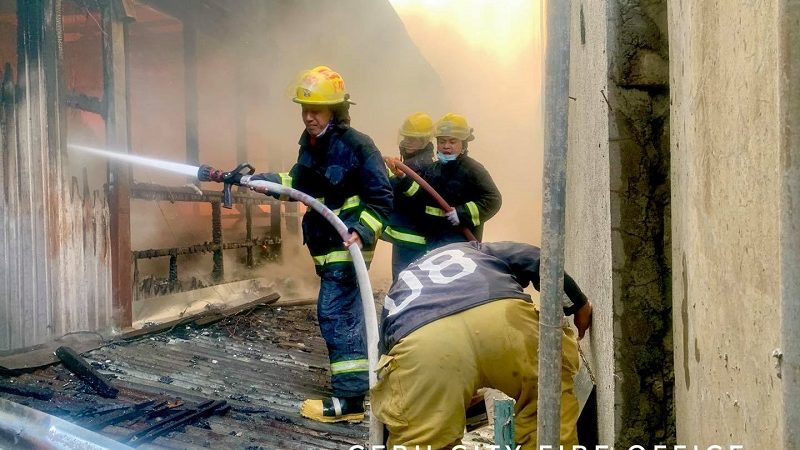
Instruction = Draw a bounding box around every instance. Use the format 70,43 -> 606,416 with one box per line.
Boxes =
371,241 -> 593,449
390,113 -> 502,250
383,112 -> 436,281
249,66 -> 392,423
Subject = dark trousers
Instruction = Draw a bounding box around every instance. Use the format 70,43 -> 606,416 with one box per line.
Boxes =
317,267 -> 369,397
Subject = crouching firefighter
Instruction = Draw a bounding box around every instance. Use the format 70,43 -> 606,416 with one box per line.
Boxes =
372,241 -> 593,448
249,66 -> 392,423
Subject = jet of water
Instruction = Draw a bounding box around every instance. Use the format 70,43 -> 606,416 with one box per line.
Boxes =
69,144 -> 200,178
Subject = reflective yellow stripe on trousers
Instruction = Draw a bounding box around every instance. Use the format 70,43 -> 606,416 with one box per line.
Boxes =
385,226 -> 426,245
330,358 -> 369,375
312,250 -> 375,266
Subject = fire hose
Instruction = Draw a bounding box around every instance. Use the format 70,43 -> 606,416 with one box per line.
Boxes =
197,164 -> 383,446
391,160 -> 478,242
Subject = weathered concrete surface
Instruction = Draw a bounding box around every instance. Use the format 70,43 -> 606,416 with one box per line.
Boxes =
669,0 -> 783,447
608,0 -> 673,445
567,0 -> 672,445
565,0 -> 614,444
780,1 -> 800,447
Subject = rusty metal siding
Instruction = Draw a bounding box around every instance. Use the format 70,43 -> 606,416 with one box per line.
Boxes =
0,1 -> 112,353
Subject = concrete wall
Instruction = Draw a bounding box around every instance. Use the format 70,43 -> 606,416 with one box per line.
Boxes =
565,0 -> 615,444
567,0 -> 672,445
668,0 -> 783,447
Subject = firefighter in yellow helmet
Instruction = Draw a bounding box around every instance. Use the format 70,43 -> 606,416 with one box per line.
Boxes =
249,66 -> 392,423
391,113 -> 502,250
382,112 -> 436,281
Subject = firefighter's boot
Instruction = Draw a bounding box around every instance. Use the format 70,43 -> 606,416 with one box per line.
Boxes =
299,396 -> 365,423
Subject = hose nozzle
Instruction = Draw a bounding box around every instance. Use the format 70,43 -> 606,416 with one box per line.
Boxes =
197,163 -> 255,208
197,164 -> 224,182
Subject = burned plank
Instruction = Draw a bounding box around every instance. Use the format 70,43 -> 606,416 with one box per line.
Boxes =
0,378 -> 54,400
55,346 -> 119,398
130,182 -> 276,205
65,91 -> 104,116
80,399 -> 157,431
131,240 -> 276,259
193,292 -> 280,327
123,290 -> 280,340
124,400 -> 228,446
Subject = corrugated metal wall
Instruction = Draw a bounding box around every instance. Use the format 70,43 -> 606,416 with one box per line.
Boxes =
0,0 -> 113,353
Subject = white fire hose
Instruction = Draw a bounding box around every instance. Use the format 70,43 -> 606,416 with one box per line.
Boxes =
243,177 -> 383,447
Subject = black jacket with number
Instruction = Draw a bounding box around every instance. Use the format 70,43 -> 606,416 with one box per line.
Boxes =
397,153 -> 502,248
380,241 -> 588,353
251,126 -> 393,271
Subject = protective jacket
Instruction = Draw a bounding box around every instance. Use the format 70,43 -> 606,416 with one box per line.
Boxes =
253,126 -> 392,272
398,154 -> 502,247
380,241 -> 589,353
384,143 -> 435,248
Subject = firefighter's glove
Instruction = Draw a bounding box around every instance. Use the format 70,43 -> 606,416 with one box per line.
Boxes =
446,209 -> 460,226
384,156 -> 405,178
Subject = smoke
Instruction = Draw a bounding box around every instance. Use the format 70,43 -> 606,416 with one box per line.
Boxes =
389,0 -> 544,245
60,0 -> 543,298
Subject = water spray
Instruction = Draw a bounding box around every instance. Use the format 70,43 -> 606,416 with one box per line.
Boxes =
69,144 -> 200,177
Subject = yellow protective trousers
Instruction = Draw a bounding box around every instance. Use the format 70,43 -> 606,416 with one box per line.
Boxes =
371,298 -> 580,450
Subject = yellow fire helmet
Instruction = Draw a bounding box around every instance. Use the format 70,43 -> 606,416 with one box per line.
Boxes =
434,112 -> 475,141
292,66 -> 355,105
398,112 -> 434,150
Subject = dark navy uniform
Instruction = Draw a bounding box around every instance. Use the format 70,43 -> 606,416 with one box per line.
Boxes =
383,143 -> 435,280
397,154 -> 502,250
253,126 -> 392,398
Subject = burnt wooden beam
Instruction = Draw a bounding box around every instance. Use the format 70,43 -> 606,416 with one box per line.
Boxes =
65,91 -> 104,116
80,400 -> 157,431
121,290 -> 280,340
130,181 -> 276,205
124,399 -> 228,446
104,0 -> 133,328
192,291 -> 280,326
245,204 -> 254,267
0,378 -> 54,400
211,201 -> 223,281
55,346 -> 119,398
131,239 -> 278,259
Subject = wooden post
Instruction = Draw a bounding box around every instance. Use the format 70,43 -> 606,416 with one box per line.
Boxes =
245,205 -> 254,267
211,201 -> 223,281
104,0 -> 133,328
235,50 -> 254,266
183,10 -> 198,169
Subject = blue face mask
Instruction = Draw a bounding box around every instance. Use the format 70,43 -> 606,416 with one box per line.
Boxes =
437,152 -> 458,163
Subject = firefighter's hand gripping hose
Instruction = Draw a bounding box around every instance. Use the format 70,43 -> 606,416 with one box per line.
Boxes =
238,176 -> 384,447
390,159 -> 478,242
